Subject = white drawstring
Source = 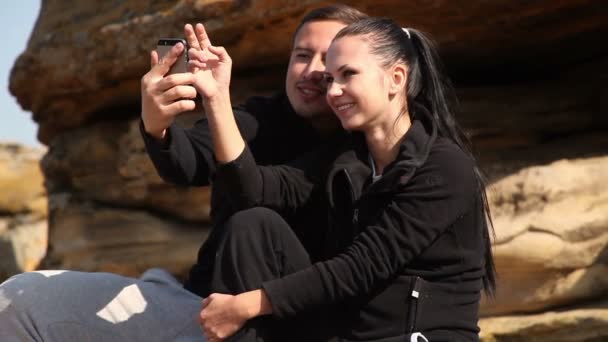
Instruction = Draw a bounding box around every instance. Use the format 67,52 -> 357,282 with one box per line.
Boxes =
410,332 -> 429,342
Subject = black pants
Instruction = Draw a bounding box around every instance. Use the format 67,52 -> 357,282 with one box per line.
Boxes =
188,207 -> 330,342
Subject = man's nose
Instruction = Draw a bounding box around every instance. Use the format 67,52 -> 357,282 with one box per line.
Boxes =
303,57 -> 325,81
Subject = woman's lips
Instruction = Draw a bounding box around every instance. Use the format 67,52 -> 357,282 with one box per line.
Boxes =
332,102 -> 356,117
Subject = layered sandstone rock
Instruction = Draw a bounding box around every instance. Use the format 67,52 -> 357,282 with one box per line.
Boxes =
10,0 -> 608,143
7,0 -> 608,340
45,197 -> 206,277
482,156 -> 608,316
0,143 -> 47,281
480,300 -> 608,342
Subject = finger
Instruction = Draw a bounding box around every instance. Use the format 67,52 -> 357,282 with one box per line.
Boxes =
196,23 -> 212,50
161,85 -> 198,103
150,50 -> 159,69
188,48 -> 208,63
152,42 -> 185,77
198,309 -> 205,325
189,60 -> 207,70
207,45 -> 231,64
163,99 -> 196,115
184,24 -> 201,50
155,73 -> 194,92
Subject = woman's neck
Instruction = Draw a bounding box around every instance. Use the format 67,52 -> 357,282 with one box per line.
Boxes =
365,113 -> 411,175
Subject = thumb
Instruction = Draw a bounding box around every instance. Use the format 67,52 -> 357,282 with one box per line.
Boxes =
152,42 -> 185,77
201,296 -> 211,308
207,45 -> 231,64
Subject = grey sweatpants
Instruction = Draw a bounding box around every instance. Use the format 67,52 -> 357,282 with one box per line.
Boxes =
0,268 -> 205,342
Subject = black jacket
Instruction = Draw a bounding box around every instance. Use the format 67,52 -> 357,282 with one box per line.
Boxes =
215,114 -> 487,341
141,93 -> 324,189
141,93 -> 333,295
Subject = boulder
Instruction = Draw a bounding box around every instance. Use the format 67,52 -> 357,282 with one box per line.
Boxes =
0,143 -> 47,281
9,0 -> 608,143
481,157 -> 608,316
480,300 -> 608,342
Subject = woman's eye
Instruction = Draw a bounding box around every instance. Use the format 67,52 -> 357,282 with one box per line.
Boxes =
295,53 -> 310,59
343,70 -> 355,78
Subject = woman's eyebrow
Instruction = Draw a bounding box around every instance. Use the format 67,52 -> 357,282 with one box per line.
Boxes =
338,64 -> 351,72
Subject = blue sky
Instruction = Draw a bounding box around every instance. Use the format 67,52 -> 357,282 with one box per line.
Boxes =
1,1 -> 41,147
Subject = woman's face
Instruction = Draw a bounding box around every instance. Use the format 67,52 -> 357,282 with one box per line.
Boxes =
325,35 -> 400,132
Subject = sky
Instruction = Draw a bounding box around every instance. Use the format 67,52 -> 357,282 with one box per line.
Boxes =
1,1 -> 41,147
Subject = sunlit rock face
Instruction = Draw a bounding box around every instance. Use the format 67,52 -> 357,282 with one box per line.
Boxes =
0,143 -> 47,281
7,1 -> 608,340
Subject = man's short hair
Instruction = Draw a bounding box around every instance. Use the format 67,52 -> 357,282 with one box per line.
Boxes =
293,4 -> 369,37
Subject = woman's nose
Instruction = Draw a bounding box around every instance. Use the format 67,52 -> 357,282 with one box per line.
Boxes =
326,81 -> 342,97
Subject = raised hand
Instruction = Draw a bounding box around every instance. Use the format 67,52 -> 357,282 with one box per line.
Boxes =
140,43 -> 197,139
185,23 -> 232,100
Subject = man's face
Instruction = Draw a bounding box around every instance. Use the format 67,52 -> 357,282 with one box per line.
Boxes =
285,20 -> 347,120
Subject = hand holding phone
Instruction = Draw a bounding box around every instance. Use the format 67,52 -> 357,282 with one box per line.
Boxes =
156,38 -> 189,75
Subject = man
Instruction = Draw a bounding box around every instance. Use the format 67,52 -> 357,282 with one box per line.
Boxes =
142,5 -> 367,301
0,5 -> 368,342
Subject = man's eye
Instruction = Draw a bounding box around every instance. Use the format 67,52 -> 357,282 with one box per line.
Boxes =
295,54 -> 310,59
324,75 -> 334,83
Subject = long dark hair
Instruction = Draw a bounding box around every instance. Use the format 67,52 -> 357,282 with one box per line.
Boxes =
335,18 -> 497,296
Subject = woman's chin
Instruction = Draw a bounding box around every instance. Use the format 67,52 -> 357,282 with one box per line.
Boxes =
339,118 -> 363,131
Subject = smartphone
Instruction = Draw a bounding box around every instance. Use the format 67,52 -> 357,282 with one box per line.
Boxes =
156,38 -> 189,75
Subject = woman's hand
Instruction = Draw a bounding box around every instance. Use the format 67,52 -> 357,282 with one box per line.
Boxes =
199,290 -> 273,341
184,23 -> 232,100
199,293 -> 248,341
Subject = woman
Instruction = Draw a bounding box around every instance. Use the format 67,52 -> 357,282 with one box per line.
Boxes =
189,17 -> 496,342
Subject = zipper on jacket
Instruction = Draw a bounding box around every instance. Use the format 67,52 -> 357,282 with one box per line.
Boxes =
352,208 -> 359,226
407,276 -> 422,333
341,168 -> 356,203
339,168 -> 359,228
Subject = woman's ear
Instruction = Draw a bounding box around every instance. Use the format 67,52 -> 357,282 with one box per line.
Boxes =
389,64 -> 407,96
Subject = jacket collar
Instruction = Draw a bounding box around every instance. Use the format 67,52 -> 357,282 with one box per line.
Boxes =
327,109 -> 438,203
389,109 -> 437,185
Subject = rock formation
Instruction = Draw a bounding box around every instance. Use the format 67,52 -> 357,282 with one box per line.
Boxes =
0,143 -> 47,281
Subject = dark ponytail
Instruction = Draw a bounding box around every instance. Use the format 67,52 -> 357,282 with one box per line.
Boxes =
408,28 -> 497,296
335,18 -> 497,296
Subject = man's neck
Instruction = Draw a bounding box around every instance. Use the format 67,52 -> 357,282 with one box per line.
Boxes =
309,115 -> 341,138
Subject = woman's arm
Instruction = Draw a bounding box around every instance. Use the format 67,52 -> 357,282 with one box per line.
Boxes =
185,22 -> 244,165
187,29 -> 325,213
213,145 -> 327,214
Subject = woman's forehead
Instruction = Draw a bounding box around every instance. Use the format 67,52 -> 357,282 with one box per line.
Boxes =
326,36 -> 374,68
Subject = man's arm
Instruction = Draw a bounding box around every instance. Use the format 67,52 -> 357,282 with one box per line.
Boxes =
140,104 -> 260,186
141,23 -> 264,186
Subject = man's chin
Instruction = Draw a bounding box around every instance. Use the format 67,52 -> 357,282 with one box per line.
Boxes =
295,108 -> 332,120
